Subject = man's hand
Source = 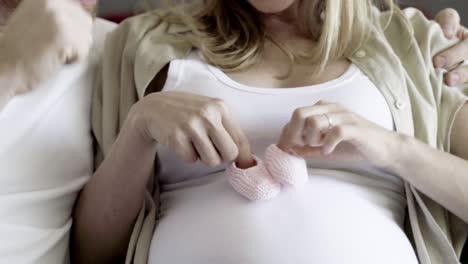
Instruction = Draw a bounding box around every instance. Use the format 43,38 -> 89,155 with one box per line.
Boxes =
433,8 -> 468,86
0,0 -> 93,96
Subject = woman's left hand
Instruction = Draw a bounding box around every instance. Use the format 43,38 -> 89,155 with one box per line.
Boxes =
277,101 -> 402,169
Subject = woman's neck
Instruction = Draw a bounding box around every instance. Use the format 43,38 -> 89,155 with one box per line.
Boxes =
0,9 -> 10,27
0,0 -> 18,26
260,1 -> 303,38
259,0 -> 319,40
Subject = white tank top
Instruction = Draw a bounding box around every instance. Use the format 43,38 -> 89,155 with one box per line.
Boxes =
149,52 -> 418,264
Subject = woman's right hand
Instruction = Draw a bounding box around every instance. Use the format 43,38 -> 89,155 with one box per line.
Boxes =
0,0 -> 93,95
129,91 -> 253,167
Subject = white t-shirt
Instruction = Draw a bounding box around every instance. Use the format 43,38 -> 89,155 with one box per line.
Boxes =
148,52 -> 419,264
0,19 -> 116,264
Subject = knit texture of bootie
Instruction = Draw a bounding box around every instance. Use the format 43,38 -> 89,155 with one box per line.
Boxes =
264,144 -> 308,187
226,156 -> 281,201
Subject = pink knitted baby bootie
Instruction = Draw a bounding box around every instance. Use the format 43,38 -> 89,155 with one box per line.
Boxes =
226,156 -> 281,201
264,144 -> 308,187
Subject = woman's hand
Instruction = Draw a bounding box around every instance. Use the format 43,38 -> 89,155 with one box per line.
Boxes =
129,91 -> 253,167
0,0 -> 93,95
277,101 -> 402,169
433,8 -> 468,86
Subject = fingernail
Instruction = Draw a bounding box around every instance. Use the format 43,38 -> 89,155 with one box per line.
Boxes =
443,25 -> 455,37
434,56 -> 447,68
448,72 -> 460,86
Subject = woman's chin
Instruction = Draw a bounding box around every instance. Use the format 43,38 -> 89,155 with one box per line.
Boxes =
248,0 -> 296,14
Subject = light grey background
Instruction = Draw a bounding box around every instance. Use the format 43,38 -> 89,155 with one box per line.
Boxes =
98,0 -> 183,16
98,0 -> 468,24
97,0 -> 146,16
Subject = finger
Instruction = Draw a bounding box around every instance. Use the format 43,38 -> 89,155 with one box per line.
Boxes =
170,130 -> 198,163
189,128 -> 222,167
79,0 -> 97,11
456,26 -> 468,40
278,102 -> 341,150
322,125 -> 355,155
291,145 -> 324,159
434,39 -> 468,69
277,123 -> 299,151
303,111 -> 352,146
445,66 -> 468,86
60,18 -> 93,63
303,116 -> 324,147
221,111 -> 253,166
65,32 -> 92,63
435,8 -> 461,39
207,124 -> 239,162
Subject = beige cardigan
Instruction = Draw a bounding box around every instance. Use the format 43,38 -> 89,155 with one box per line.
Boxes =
92,6 -> 468,264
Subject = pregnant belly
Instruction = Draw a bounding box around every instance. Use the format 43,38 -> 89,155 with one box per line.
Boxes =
149,171 -> 418,264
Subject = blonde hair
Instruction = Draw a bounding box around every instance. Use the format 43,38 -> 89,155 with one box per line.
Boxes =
161,0 -> 397,74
